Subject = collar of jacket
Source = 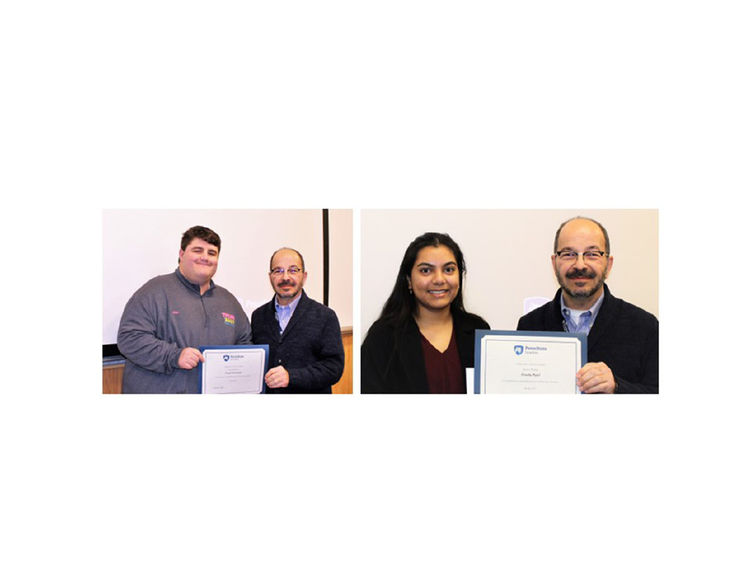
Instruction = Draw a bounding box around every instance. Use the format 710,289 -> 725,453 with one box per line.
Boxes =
174,267 -> 215,296
552,283 -> 618,352
266,290 -> 310,341
396,310 -> 479,393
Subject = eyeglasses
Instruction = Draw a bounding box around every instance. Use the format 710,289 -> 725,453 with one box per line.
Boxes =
270,266 -> 303,276
554,250 -> 608,262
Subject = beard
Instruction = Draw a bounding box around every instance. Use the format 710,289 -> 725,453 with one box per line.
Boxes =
557,266 -> 606,300
275,281 -> 301,300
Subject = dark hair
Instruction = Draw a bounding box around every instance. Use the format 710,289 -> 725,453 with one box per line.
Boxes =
553,216 -> 610,255
269,247 -> 306,272
377,232 -> 467,327
180,226 -> 221,252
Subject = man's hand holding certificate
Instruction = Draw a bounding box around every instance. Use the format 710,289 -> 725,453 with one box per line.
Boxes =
576,362 -> 616,394
474,331 -> 587,394
200,345 -> 269,394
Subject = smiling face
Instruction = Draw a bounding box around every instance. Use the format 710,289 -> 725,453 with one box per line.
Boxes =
407,244 -> 460,316
269,248 -> 307,305
179,237 -> 219,290
552,218 -> 613,308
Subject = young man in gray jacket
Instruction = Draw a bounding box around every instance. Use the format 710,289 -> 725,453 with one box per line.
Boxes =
117,225 -> 252,393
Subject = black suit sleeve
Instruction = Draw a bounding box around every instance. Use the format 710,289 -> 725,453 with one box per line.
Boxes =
287,310 -> 344,391
360,323 -> 393,394
613,317 -> 659,394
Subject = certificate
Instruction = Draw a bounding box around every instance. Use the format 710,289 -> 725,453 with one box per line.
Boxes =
199,345 -> 269,394
474,331 -> 586,394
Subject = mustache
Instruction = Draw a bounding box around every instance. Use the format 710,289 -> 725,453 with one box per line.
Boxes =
566,268 -> 596,279
277,281 -> 296,287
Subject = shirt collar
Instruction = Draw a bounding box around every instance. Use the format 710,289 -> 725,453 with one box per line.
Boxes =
274,291 -> 303,314
560,290 -> 605,319
174,267 -> 214,294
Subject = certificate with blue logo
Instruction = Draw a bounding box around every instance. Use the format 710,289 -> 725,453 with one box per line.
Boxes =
199,345 -> 269,394
474,331 -> 586,394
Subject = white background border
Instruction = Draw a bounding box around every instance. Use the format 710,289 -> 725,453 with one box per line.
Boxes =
3,2 -> 749,562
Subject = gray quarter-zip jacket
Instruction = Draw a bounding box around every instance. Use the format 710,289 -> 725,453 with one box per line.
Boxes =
117,268 -> 252,393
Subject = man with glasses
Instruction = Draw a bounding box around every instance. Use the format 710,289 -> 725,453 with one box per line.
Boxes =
516,217 -> 658,393
251,248 -> 344,393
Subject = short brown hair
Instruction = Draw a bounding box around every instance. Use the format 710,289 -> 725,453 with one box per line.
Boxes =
181,226 -> 221,252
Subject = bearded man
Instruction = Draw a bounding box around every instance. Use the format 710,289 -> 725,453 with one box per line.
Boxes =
516,217 -> 658,393
250,248 -> 344,393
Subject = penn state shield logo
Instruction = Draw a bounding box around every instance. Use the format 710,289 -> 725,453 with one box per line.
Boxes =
514,345 -> 524,356
223,354 -> 230,362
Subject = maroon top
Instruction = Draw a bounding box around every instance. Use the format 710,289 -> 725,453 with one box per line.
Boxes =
420,327 -> 465,394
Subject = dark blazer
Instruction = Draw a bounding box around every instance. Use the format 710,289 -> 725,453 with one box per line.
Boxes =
251,291 -> 344,394
361,310 -> 490,393
516,284 -> 658,394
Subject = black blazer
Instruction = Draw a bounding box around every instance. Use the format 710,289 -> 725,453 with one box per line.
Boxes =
516,284 -> 658,394
361,310 -> 490,393
251,291 -> 344,394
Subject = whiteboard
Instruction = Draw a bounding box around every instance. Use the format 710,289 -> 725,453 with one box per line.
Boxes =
102,209 -> 353,345
361,209 -> 658,341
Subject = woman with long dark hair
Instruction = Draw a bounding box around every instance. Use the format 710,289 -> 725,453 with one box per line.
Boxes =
361,232 -> 489,393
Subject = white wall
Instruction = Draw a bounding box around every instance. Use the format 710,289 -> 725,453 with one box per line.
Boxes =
361,209 -> 658,340
103,209 -> 353,344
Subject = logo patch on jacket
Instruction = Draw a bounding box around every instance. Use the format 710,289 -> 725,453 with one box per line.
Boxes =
221,312 -> 235,326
